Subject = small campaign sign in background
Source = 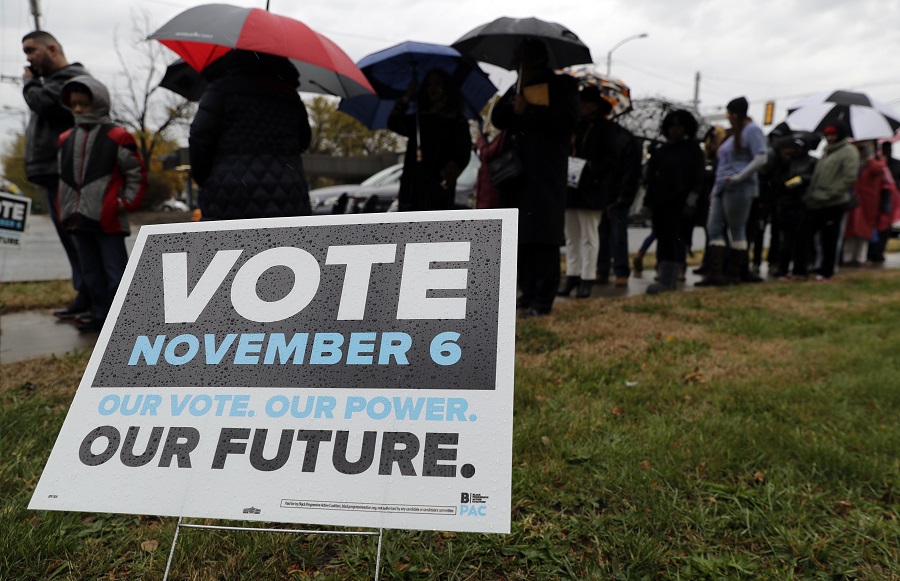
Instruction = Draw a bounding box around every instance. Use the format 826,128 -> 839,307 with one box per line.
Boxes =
0,191 -> 31,249
30,210 -> 517,534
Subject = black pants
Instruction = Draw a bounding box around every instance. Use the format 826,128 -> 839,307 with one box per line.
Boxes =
33,176 -> 90,308
652,208 -> 685,263
776,210 -> 809,276
518,244 -> 560,313
808,205 -> 846,279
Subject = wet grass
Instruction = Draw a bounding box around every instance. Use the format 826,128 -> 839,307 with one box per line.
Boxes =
1,271 -> 899,579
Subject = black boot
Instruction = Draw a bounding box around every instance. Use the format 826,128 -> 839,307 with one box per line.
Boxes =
647,261 -> 678,295
557,276 -> 581,296
726,248 -> 749,285
695,246 -> 727,287
575,280 -> 594,298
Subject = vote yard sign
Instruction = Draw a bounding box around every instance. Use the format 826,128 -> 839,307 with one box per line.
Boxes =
0,191 -> 30,248
30,210 -> 518,533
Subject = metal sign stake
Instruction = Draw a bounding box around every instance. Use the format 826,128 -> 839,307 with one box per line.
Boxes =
162,517 -> 384,580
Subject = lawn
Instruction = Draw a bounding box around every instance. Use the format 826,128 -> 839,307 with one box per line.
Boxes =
1,271 -> 898,579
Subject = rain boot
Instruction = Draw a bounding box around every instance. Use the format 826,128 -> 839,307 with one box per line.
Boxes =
726,248 -> 748,285
647,261 -> 678,295
575,279 -> 594,298
557,276 -> 581,296
695,245 -> 726,287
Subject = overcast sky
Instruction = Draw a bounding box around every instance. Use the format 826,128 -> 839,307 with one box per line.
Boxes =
3,0 -> 900,167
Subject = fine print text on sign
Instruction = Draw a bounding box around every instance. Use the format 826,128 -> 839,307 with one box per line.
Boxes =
30,210 -> 518,534
0,191 -> 30,249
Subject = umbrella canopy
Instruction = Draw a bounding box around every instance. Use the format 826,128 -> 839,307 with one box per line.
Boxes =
614,98 -> 709,144
158,59 -> 207,101
147,3 -> 373,98
560,64 -> 632,119
452,16 -> 592,71
783,90 -> 900,140
337,41 -> 497,129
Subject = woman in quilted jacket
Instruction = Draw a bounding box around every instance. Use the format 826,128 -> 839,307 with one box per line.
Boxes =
189,50 -> 312,220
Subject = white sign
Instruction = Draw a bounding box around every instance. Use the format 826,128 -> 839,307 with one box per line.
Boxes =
30,210 -> 518,534
0,191 -> 30,248
566,157 -> 587,189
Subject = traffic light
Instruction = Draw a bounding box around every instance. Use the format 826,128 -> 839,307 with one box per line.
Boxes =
763,101 -> 775,126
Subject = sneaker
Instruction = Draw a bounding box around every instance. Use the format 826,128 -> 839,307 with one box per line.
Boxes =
814,275 -> 831,282
614,276 -> 629,288
53,306 -> 90,320
596,275 -> 610,284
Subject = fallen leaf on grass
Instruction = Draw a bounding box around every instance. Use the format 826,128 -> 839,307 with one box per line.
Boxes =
395,562 -> 410,571
541,436 -> 551,446
753,471 -> 766,483
683,369 -> 706,384
832,501 -> 854,516
639,460 -> 651,471
140,540 -> 158,552
611,406 -> 624,419
707,497 -> 717,503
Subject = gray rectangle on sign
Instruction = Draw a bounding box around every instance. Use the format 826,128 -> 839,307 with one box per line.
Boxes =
93,219 -> 502,390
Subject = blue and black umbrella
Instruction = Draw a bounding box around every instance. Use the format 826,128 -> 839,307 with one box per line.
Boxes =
338,41 -> 497,129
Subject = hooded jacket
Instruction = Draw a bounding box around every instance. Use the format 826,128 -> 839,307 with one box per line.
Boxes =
56,75 -> 146,234
22,62 -> 88,180
803,138 -> 860,210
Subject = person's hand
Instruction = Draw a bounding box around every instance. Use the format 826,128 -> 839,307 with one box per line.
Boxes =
683,192 -> 699,218
22,66 -> 34,81
511,94 -> 527,116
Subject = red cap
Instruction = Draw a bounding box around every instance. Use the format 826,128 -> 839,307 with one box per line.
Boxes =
822,125 -> 839,135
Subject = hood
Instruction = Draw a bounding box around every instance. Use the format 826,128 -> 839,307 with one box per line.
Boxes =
61,75 -> 111,127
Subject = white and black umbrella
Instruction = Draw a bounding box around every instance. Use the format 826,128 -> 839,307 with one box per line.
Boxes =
783,90 -> 900,140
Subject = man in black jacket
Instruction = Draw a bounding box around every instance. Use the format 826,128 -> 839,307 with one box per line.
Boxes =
22,30 -> 91,318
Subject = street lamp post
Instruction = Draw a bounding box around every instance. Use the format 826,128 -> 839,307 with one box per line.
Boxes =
606,33 -> 648,76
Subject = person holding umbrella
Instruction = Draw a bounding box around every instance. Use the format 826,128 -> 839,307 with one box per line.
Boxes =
803,123 -> 860,280
388,69 -> 473,211
189,50 -> 313,220
490,39 -> 580,317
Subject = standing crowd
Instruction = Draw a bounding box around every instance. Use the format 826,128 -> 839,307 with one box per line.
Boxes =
20,31 -> 900,329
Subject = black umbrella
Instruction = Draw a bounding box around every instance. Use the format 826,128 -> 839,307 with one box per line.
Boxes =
452,16 -> 592,71
158,59 -> 207,101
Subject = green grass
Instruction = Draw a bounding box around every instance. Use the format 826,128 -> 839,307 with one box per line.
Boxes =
2,272 -> 899,580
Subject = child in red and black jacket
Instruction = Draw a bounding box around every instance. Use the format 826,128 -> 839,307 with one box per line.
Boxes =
57,75 -> 146,332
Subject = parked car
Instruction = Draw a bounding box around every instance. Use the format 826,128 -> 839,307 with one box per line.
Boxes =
156,198 -> 190,212
310,152 -> 480,215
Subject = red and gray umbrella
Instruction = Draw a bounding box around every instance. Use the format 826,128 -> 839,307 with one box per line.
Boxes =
783,90 -> 900,140
452,16 -> 592,71
148,3 -> 373,98
560,64 -> 633,119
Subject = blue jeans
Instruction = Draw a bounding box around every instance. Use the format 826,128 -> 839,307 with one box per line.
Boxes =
707,180 -> 758,244
598,205 -> 631,278
71,231 -> 129,320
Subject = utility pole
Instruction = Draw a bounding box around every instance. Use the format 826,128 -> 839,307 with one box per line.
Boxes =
29,0 -> 42,30
693,71 -> 701,111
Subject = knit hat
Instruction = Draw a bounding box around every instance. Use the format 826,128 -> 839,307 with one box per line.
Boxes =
726,96 -> 749,117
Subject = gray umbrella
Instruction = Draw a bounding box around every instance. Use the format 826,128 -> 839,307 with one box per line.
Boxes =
451,16 -> 592,71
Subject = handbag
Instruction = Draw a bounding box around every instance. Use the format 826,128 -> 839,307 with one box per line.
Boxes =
487,131 -> 523,188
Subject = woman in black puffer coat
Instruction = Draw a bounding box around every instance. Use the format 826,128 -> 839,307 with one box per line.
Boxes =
189,50 -> 312,220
